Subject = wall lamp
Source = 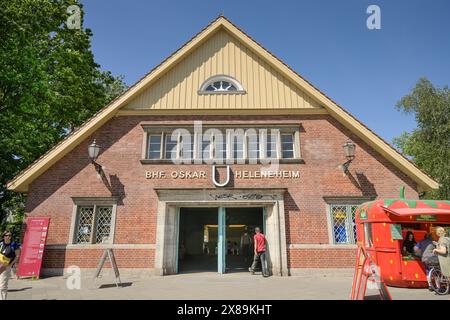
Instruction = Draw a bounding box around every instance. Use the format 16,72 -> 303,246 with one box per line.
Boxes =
338,140 -> 356,173
88,139 -> 103,174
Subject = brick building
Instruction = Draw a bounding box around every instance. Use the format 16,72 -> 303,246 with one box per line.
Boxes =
7,16 -> 438,277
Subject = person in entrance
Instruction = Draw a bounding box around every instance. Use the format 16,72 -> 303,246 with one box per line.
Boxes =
249,227 -> 269,277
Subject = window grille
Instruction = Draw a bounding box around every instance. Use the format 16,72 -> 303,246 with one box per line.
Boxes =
330,204 -> 358,244
205,80 -> 237,92
95,207 -> 113,244
199,75 -> 245,94
75,205 -> 113,244
76,207 -> 94,244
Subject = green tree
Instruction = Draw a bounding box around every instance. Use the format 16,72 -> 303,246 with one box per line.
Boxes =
394,78 -> 450,199
0,0 -> 127,225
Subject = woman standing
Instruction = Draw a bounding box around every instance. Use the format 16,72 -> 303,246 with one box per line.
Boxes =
0,231 -> 21,300
432,227 -> 450,277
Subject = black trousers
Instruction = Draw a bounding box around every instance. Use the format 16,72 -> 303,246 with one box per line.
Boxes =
250,251 -> 268,276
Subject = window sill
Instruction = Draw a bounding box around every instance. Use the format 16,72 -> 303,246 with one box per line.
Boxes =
140,158 -> 304,165
197,90 -> 246,95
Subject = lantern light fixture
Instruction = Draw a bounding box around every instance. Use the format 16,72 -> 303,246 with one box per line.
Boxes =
339,140 -> 356,173
88,140 -> 102,174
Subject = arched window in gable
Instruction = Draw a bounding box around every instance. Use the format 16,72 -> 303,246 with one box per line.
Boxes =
198,75 -> 245,94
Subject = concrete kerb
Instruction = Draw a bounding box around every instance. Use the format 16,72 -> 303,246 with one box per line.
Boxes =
288,268 -> 354,278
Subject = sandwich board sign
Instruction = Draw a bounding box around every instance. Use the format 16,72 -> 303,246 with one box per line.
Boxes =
93,248 -> 121,288
16,217 -> 50,279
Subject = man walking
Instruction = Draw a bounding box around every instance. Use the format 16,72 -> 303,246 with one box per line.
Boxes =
240,229 -> 252,262
249,227 -> 269,277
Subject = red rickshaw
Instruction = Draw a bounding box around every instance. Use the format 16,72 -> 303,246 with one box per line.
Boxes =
350,188 -> 450,299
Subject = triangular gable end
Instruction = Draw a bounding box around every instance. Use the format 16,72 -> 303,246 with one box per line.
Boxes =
122,28 -> 323,111
6,16 -> 439,192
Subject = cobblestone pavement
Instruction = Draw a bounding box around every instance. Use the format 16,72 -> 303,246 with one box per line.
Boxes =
5,272 -> 449,300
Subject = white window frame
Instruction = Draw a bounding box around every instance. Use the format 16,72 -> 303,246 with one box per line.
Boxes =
69,197 -> 118,245
147,134 -> 163,160
280,133 -> 295,159
198,75 -> 246,95
142,125 -> 302,163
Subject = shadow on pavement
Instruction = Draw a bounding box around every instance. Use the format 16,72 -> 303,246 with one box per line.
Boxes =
8,287 -> 32,292
364,294 -> 382,300
98,282 -> 133,289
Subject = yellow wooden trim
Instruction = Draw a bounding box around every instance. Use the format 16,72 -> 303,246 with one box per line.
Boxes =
116,108 -> 328,116
6,16 -> 439,192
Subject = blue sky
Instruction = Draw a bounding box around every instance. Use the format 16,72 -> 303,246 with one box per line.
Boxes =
80,0 -> 450,144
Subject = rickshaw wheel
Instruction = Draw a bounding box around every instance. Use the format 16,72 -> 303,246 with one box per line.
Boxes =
429,268 -> 450,295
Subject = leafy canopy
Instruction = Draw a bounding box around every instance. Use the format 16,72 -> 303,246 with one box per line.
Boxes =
394,78 -> 450,199
0,0 -> 127,223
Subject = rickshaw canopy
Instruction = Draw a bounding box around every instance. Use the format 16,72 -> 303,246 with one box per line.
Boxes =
381,207 -> 450,216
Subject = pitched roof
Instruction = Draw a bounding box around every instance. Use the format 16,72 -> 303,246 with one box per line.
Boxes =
7,16 -> 439,192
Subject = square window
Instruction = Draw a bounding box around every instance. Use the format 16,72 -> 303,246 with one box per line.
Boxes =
202,137 -> 212,160
247,134 -> 259,159
281,134 -> 294,159
147,134 -> 162,159
214,138 -> 227,160
164,134 -> 178,160
180,134 -> 193,160
266,134 -> 278,158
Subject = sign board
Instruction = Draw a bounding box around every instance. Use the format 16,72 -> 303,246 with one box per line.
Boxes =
359,209 -> 368,220
390,224 -> 403,240
416,215 -> 436,221
16,217 -> 50,279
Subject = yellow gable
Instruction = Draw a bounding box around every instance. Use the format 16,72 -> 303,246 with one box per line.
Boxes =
124,30 -> 322,111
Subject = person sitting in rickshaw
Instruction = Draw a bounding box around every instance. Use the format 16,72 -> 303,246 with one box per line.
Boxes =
432,227 -> 450,278
402,231 -> 416,256
414,233 -> 433,257
414,233 -> 438,270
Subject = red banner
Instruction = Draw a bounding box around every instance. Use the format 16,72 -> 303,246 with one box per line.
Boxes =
16,217 -> 50,279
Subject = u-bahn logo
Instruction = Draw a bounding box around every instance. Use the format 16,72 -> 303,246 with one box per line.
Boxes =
212,165 -> 231,187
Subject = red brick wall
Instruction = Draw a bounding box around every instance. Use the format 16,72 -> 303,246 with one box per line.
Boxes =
25,114 -> 418,270
287,248 -> 357,268
43,248 -> 154,269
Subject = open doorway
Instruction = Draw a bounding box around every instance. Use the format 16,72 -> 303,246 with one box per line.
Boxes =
178,207 -> 218,273
225,207 -> 264,272
177,206 -> 265,274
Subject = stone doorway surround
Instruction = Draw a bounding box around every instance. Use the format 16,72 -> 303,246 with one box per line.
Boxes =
154,188 -> 288,276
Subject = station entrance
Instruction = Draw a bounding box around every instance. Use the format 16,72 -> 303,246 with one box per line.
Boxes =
177,207 -> 264,273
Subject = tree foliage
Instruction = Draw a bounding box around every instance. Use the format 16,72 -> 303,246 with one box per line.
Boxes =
0,0 -> 127,224
394,78 -> 450,199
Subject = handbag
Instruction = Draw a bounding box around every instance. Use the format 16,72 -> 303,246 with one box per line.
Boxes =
0,253 -> 11,266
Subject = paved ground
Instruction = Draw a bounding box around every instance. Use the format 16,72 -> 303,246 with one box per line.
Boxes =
5,272 -> 449,300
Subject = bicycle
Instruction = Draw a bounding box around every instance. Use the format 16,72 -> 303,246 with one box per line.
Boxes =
427,263 -> 450,295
